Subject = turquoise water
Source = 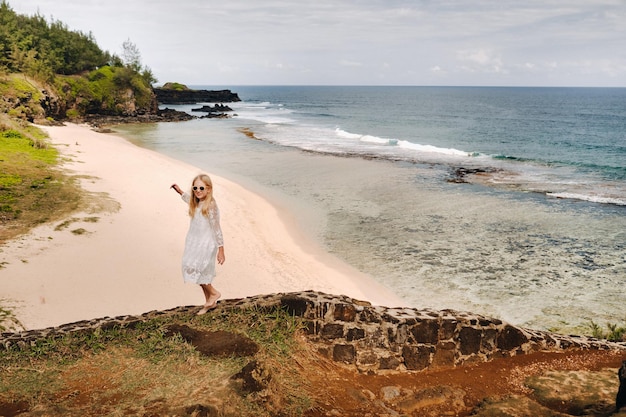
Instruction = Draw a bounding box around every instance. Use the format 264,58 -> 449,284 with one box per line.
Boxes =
116,86 -> 626,333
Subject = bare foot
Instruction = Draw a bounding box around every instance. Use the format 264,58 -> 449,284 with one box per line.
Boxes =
196,303 -> 217,316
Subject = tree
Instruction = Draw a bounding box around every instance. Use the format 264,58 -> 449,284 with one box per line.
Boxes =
121,38 -> 142,72
0,1 -> 110,76
121,39 -> 157,85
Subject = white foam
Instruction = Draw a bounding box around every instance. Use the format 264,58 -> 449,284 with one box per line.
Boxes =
335,128 -> 468,153
547,192 -> 626,206
335,128 -> 397,146
396,140 -> 470,157
335,128 -> 361,140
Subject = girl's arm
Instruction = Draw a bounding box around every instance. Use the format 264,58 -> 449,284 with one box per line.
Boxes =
217,246 -> 225,265
171,184 -> 190,203
170,184 -> 183,195
210,203 -> 225,265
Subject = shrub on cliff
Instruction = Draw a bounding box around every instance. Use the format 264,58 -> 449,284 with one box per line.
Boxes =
0,1 -> 157,120
0,74 -> 46,121
54,65 -> 155,118
161,82 -> 190,91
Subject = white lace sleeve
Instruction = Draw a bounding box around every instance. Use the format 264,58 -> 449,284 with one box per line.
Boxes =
182,192 -> 191,204
209,202 -> 224,247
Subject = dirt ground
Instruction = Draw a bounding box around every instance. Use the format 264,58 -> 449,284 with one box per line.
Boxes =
164,324 -> 626,416
1,329 -> 624,417
297,347 -> 626,416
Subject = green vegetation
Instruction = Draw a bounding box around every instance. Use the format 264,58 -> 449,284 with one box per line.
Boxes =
0,1 -> 111,80
0,115 -> 82,243
0,1 -> 157,121
53,64 -> 155,118
589,319 -> 626,342
0,306 -> 312,416
0,74 -> 50,121
161,82 -> 189,91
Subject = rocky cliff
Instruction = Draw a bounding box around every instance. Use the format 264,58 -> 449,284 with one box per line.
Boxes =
0,75 -> 236,125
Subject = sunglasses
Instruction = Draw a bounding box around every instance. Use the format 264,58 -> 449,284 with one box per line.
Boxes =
193,186 -> 207,191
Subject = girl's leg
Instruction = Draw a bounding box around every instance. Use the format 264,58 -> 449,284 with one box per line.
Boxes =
200,284 -> 211,304
206,284 -> 221,307
197,284 -> 221,315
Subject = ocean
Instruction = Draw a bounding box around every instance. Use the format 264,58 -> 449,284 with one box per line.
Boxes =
115,86 -> 626,333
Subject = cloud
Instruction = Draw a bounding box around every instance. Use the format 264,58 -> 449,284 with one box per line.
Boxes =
457,49 -> 506,74
8,0 -> 626,86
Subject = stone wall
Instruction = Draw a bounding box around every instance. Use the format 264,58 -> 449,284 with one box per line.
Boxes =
230,292 -> 626,372
2,291 -> 624,373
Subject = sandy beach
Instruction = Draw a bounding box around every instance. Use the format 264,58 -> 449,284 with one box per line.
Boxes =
0,123 -> 404,331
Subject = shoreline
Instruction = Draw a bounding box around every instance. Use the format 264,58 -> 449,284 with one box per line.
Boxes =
0,123 -> 405,331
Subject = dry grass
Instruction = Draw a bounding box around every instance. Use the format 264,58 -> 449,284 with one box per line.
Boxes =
0,306 -> 314,417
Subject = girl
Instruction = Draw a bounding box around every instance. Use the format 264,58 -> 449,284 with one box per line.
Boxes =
171,174 -> 225,315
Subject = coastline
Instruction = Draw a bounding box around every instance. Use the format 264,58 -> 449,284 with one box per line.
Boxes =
0,123 -> 405,331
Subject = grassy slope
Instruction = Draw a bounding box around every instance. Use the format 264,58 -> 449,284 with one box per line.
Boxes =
0,115 -> 82,244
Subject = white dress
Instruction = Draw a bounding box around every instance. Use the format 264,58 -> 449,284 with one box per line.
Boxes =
181,193 -> 224,284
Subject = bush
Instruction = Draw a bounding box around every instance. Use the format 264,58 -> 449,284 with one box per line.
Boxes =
162,82 -> 188,91
589,319 -> 626,342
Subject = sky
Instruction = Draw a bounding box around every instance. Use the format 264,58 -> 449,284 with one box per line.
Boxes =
9,0 -> 626,87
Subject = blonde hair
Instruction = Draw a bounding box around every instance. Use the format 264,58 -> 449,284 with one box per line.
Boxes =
188,174 -> 215,217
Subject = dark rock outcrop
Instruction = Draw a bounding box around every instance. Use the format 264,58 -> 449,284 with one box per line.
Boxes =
448,167 -> 498,184
82,107 -> 195,127
154,88 -> 241,104
190,104 -> 234,119
191,104 -> 233,113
